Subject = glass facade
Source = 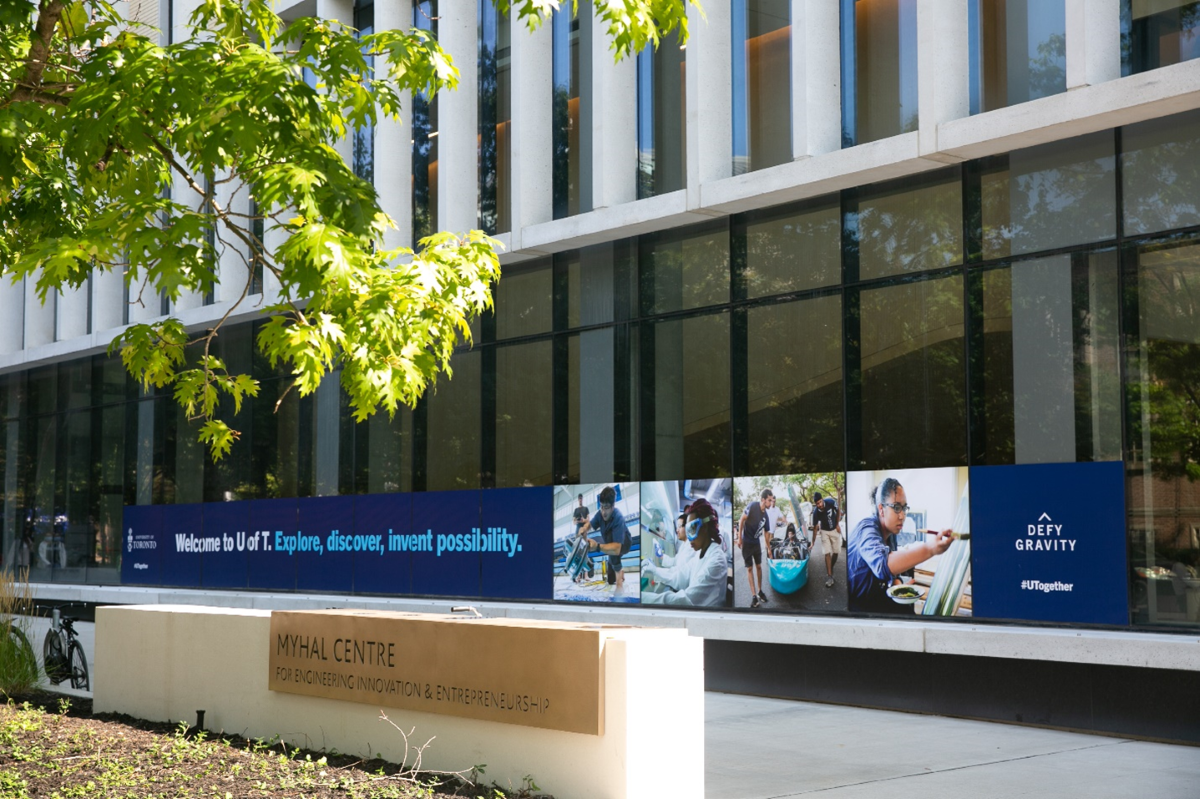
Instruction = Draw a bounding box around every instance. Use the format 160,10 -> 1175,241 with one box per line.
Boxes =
552,3 -> 591,218
732,0 -> 791,175
479,1 -> 511,233
842,0 -> 918,147
412,1 -> 438,241
969,0 -> 1066,114
1122,0 -> 1200,75
637,31 -> 686,197
13,112 -> 1200,630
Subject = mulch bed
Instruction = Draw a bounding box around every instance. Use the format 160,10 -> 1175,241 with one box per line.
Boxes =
0,690 -> 549,798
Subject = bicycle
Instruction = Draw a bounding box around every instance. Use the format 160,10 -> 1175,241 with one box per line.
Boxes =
39,604 -> 88,691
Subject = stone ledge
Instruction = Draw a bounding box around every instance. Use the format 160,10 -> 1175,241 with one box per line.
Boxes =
32,583 -> 1200,672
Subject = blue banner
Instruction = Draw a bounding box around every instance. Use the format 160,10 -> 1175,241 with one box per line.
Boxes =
481,487 -> 553,601
971,461 -> 1129,625
120,504 -> 162,585
247,498 -> 298,591
352,493 -> 412,595
123,488 -> 553,600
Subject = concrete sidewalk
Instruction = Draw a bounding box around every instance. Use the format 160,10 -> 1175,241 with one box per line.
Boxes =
706,693 -> 1200,799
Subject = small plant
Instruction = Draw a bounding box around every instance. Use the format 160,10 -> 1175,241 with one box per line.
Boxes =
0,569 -> 38,695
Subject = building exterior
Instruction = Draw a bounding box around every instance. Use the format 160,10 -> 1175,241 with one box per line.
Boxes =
4,1 -> 1200,740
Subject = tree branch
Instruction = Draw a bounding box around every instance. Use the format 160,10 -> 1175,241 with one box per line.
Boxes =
25,1 -> 68,91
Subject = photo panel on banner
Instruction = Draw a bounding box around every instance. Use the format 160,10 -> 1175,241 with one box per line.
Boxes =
640,479 -> 733,607
844,467 -> 971,617
552,482 -> 641,603
731,474 -> 846,612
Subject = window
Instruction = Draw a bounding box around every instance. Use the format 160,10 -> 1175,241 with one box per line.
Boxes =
746,296 -> 844,474
641,312 -> 731,480
412,1 -> 438,241
552,3 -> 592,218
969,0 -> 1066,114
971,252 -> 1122,464
852,274 -> 966,469
479,1 -> 510,233
981,132 -> 1116,259
1122,109 -> 1200,236
1126,239 -> 1200,627
842,0 -> 918,147
732,0 -> 791,174
637,30 -> 686,196
855,172 -> 963,281
1122,0 -> 1200,75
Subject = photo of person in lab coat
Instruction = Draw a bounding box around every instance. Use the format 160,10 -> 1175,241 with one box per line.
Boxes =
642,498 -> 728,607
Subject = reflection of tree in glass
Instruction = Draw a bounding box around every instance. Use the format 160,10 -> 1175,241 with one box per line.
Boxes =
1133,252 -> 1200,482
552,86 -> 571,219
1028,33 -> 1065,101
479,38 -> 499,234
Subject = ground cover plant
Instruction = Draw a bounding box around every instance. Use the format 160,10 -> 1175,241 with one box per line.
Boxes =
0,692 -> 549,798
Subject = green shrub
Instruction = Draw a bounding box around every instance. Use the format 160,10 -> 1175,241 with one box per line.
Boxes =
0,569 -> 38,695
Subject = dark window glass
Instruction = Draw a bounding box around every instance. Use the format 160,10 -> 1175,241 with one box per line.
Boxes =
94,354 -> 131,405
495,261 -> 552,339
248,377 -> 313,499
854,274 -> 966,469
562,242 -> 636,329
567,327 -> 635,484
60,359 -> 91,411
747,295 -> 845,474
1123,109 -> 1200,236
61,409 -> 91,577
981,132 -> 1116,260
425,350 -> 481,490
641,311 -> 731,479
365,406 -> 413,493
89,403 -> 122,579
856,173 -> 963,281
412,1 -> 438,241
637,30 -> 686,197
1127,239 -> 1200,627
1122,0 -> 1200,75
969,0 -> 1066,114
973,252 -> 1122,465
28,366 -> 57,416
842,0 -> 918,147
495,340 -> 553,487
641,223 -> 730,315
26,412 -> 59,582
552,3 -> 592,218
354,2 -> 375,186
479,2 -> 511,233
732,0 -> 791,175
743,200 -> 841,297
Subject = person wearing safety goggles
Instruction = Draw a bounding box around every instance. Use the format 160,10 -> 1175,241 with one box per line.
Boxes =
642,498 -> 728,607
846,477 -> 954,613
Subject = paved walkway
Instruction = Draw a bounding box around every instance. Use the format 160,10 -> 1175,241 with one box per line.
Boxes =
706,692 -> 1200,799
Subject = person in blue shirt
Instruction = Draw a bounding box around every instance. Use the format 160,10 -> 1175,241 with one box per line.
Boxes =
847,477 -> 954,614
586,485 -> 632,592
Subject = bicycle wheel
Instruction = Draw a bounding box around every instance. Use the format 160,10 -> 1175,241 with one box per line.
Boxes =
68,641 -> 88,691
43,630 -> 66,684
